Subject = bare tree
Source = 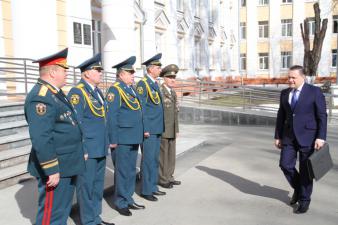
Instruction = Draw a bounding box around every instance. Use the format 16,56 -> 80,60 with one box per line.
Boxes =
300,3 -> 328,77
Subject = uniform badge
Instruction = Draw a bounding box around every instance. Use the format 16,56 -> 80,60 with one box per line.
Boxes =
35,103 -> 47,116
137,87 -> 143,95
70,94 -> 80,105
107,93 -> 115,102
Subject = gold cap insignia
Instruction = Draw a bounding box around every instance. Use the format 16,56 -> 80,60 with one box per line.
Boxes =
70,94 -> 80,105
36,103 -> 47,116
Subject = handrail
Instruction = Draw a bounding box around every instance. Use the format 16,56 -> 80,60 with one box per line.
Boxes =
1,56 -> 337,123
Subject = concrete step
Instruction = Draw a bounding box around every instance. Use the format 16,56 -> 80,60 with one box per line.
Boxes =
0,109 -> 25,123
0,145 -> 30,169
0,102 -> 24,112
0,131 -> 31,151
0,162 -> 30,189
0,120 -> 28,137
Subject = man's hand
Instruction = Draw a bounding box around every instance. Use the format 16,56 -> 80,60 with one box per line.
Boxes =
144,132 -> 150,138
84,154 -> 88,161
275,139 -> 282,149
110,144 -> 118,149
47,173 -> 60,187
314,139 -> 325,150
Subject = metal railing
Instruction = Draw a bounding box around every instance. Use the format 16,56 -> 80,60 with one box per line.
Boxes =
1,57 -> 338,123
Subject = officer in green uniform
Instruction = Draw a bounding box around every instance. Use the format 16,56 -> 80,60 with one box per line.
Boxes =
106,56 -> 145,216
158,64 -> 181,189
136,53 -> 165,201
68,54 -> 113,225
25,48 -> 85,225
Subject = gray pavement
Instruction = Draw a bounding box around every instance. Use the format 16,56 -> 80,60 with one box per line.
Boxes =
1,124 -> 338,225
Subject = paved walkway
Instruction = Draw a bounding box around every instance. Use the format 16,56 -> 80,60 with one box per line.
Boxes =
1,124 -> 337,225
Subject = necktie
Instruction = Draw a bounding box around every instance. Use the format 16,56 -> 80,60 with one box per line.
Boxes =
290,89 -> 298,110
94,87 -> 103,104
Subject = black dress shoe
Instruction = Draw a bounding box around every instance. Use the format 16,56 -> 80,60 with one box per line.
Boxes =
116,207 -> 132,216
153,190 -> 166,196
170,180 -> 181,185
159,182 -> 173,189
290,191 -> 299,205
99,221 -> 115,225
295,202 -> 310,214
128,202 -> 145,210
141,194 -> 158,201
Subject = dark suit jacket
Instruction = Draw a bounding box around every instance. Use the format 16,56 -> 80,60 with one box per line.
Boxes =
274,83 -> 327,147
68,79 -> 108,158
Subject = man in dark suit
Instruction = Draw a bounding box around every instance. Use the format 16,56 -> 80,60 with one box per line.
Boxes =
274,65 -> 327,214
106,56 -> 145,216
158,64 -> 181,189
136,53 -> 165,201
68,54 -> 113,225
25,48 -> 85,225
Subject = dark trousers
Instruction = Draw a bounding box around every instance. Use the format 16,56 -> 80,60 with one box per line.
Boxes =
279,141 -> 314,203
113,144 -> 138,209
159,138 -> 176,184
141,134 -> 161,195
35,176 -> 76,225
76,157 -> 106,225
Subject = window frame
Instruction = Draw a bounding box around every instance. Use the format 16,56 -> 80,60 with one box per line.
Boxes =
259,53 -> 269,70
281,19 -> 293,37
281,51 -> 292,69
258,21 -> 269,38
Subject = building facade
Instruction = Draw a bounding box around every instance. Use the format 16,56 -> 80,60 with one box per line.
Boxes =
0,0 -> 337,94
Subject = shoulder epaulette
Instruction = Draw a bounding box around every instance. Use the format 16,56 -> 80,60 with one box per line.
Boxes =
38,85 -> 48,97
76,83 -> 84,88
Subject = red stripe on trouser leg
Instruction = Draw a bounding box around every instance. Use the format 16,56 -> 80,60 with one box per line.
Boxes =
42,186 -> 54,225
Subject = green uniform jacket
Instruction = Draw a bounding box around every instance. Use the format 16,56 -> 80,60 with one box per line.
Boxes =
160,84 -> 179,139
24,79 -> 85,178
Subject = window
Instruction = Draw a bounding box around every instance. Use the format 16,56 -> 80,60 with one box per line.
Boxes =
333,15 -> 338,34
332,49 -> 337,67
258,0 -> 269,6
240,53 -> 246,70
307,18 -> 315,36
83,24 -> 91,45
195,0 -> 200,17
240,22 -> 246,39
282,0 -> 292,3
194,38 -> 201,71
241,0 -> 246,7
178,37 -> 185,68
259,53 -> 269,70
281,52 -> 292,69
155,32 -> 163,52
177,0 -> 183,11
281,19 -> 292,37
258,21 -> 269,38
92,20 -> 101,54
73,22 -> 82,44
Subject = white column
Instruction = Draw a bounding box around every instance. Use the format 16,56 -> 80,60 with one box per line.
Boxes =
0,0 -> 4,58
199,0 -> 209,79
210,0 -> 221,80
318,0 -> 331,77
269,0 -> 281,77
11,0 -> 57,58
223,0 -> 232,78
102,0 -> 136,72
141,0 -> 156,61
164,0 -> 178,65
66,0 -> 93,66
293,0 -> 305,66
229,0 -> 239,77
0,0 -> 5,92
246,0 -> 257,77
179,0 -> 195,79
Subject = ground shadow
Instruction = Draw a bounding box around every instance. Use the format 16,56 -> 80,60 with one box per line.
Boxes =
196,165 -> 290,205
14,178 -> 38,224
